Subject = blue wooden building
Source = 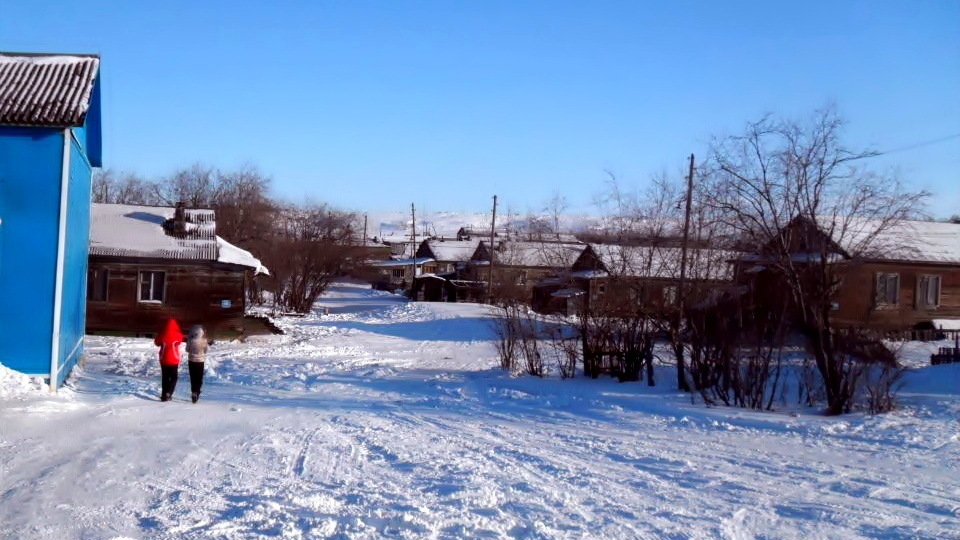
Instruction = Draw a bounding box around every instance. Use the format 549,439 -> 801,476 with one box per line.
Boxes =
0,52 -> 102,389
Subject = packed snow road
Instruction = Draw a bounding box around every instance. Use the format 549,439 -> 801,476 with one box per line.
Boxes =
1,281 -> 959,539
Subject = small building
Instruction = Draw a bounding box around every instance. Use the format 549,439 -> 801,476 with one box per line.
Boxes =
416,238 -> 481,277
86,203 -> 269,337
533,244 -> 737,315
368,257 -> 434,291
469,240 -> 588,302
740,216 -> 960,331
0,52 -> 102,388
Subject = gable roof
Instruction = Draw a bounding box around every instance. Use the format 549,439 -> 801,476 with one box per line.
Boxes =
419,239 -> 481,262
757,216 -> 960,265
477,241 -> 587,268
840,218 -> 960,264
0,52 -> 100,127
581,244 -> 736,281
89,203 -> 269,274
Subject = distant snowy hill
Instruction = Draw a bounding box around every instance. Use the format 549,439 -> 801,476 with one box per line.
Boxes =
363,209 -> 601,240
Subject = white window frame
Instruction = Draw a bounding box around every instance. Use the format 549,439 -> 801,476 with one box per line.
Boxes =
138,271 -> 166,303
874,272 -> 900,307
392,268 -> 406,279
916,274 -> 941,309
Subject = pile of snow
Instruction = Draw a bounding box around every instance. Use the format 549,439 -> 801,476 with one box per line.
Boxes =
0,362 -> 45,398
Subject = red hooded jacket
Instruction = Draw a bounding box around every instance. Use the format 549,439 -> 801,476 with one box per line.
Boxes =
154,318 -> 184,366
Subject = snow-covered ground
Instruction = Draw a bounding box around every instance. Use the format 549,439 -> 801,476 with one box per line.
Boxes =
1,281 -> 959,540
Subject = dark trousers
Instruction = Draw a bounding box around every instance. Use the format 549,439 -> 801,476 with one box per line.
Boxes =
160,364 -> 178,400
189,362 -> 205,395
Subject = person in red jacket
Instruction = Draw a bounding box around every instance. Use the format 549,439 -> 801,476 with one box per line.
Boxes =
154,318 -> 184,402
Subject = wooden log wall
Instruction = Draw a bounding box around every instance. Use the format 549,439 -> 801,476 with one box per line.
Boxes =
86,256 -> 248,337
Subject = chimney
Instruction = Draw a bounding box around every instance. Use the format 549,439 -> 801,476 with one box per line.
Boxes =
174,202 -> 188,236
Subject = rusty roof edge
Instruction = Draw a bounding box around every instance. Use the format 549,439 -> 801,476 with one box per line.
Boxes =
0,51 -> 100,59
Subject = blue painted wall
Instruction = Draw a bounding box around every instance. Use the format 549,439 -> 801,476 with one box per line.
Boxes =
56,129 -> 94,386
0,74 -> 100,386
0,127 -> 63,376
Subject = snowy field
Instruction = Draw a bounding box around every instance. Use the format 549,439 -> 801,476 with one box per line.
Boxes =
1,281 -> 959,540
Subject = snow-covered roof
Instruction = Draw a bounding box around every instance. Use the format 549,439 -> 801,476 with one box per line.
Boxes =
422,239 -> 480,262
89,203 -> 268,274
589,244 -> 736,281
489,241 -> 588,268
837,218 -> 960,264
0,52 -> 100,127
217,238 -> 270,275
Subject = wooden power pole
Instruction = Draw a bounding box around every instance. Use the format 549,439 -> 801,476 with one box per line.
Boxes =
487,195 -> 498,302
410,203 -> 417,292
674,153 -> 695,392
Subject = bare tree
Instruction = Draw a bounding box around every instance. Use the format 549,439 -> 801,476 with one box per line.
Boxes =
702,107 -> 928,414
213,165 -> 276,246
263,203 -> 357,313
92,169 -> 157,205
155,163 -> 217,207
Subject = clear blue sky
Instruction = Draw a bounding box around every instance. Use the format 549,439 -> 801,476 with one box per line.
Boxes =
3,0 -> 958,217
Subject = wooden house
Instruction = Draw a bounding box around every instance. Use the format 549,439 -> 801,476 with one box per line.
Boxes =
533,244 -> 737,315
416,239 -> 480,277
368,257 -> 434,291
740,216 -> 960,331
86,203 -> 269,337
409,239 -> 486,301
468,240 -> 588,302
0,52 -> 102,388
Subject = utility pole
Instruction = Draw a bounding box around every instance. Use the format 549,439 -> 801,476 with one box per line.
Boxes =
410,203 -> 417,292
363,214 -> 368,244
487,195 -> 498,302
674,153 -> 695,392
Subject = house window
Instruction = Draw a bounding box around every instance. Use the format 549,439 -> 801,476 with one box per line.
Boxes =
663,285 -> 678,306
597,283 -> 607,296
516,271 -> 528,286
139,271 -> 166,303
392,268 -> 406,279
917,274 -> 941,309
874,272 -> 899,307
87,268 -> 108,301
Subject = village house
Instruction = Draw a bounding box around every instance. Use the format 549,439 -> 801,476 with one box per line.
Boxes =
533,244 -> 738,315
738,216 -> 960,331
409,238 -> 485,301
86,203 -> 269,337
468,240 -> 589,302
0,52 -> 102,388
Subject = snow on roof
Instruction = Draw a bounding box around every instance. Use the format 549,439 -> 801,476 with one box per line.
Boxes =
89,203 -> 268,273
423,239 -> 480,262
0,52 -> 100,127
490,241 -> 588,268
838,218 -> 960,264
591,244 -> 736,281
217,238 -> 269,275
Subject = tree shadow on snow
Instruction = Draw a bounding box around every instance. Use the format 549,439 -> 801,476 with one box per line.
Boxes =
304,317 -> 497,342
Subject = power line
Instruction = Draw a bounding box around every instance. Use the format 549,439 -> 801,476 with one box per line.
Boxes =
872,132 -> 960,157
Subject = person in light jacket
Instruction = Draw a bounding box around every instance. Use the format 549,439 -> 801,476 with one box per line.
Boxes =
154,318 -> 184,402
186,325 -> 210,403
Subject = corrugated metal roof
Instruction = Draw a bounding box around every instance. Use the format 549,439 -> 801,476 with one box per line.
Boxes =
0,52 -> 100,127
90,203 -> 218,261
89,203 -> 269,274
